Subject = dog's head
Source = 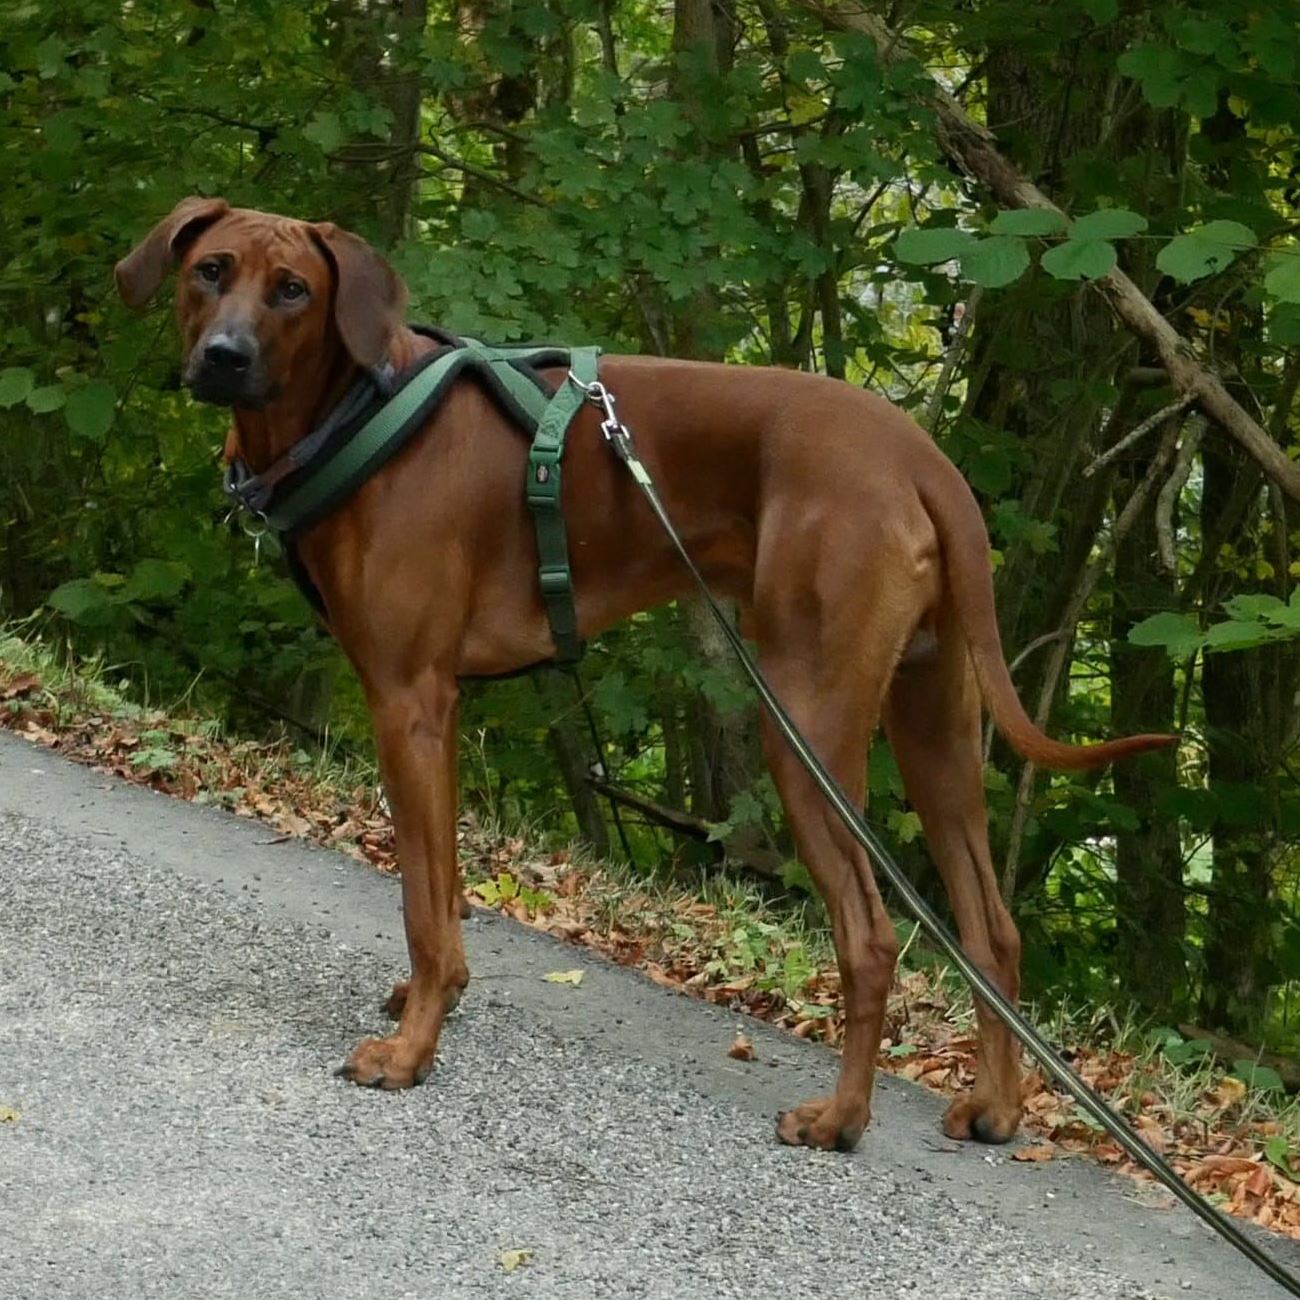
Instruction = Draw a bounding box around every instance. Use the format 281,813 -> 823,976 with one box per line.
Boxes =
114,198 -> 407,409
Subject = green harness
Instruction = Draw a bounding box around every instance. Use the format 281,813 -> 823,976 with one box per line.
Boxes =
224,329 -> 599,665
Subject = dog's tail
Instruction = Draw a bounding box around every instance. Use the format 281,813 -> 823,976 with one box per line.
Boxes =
917,452 -> 1176,772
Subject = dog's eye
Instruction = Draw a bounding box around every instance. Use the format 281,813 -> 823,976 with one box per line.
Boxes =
195,261 -> 221,285
280,279 -> 307,303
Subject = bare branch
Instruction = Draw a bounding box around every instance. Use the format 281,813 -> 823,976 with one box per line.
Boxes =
1083,394 -> 1197,479
924,286 -> 981,433
1156,418 -> 1205,574
1001,412 -> 1184,898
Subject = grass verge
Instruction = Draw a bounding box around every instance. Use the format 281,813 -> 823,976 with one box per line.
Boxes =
3,627 -> 1300,1238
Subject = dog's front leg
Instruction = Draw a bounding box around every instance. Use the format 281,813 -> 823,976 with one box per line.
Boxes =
338,671 -> 468,1089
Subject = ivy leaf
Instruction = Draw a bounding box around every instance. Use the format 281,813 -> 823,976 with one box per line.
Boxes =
1040,238 -> 1117,281
1264,250 -> 1300,305
64,381 -> 117,441
959,235 -> 1030,288
0,367 -> 34,408
26,384 -> 66,414
894,227 -> 974,265
989,209 -> 1068,237
1069,209 -> 1148,241
1128,612 -> 1204,657
1156,221 -> 1255,283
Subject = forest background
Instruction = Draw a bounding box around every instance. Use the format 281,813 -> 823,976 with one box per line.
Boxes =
4,0 -> 1300,1051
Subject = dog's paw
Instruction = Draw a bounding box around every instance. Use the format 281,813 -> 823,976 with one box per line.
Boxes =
335,1034 -> 431,1090
942,1093 -> 1021,1144
775,1095 -> 867,1152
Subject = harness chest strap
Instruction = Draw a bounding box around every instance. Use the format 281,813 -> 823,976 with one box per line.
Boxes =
523,345 -> 598,665
225,333 -> 598,666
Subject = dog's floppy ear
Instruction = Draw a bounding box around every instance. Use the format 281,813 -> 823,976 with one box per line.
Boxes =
114,196 -> 231,308
309,222 -> 408,368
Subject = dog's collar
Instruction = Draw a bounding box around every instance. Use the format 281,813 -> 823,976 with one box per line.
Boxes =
223,361 -> 397,521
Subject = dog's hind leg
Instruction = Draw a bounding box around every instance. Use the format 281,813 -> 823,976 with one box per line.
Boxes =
338,670 -> 470,1089
753,525 -> 925,1151
884,621 -> 1023,1143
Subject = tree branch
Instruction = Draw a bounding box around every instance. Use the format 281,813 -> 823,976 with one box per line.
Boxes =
794,1 -> 1300,500
1082,394 -> 1197,478
586,777 -> 786,880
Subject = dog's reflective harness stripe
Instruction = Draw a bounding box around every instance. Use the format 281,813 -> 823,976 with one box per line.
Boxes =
223,329 -> 598,664
573,373 -> 1300,1299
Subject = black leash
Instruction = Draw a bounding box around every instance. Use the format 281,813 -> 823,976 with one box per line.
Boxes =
572,374 -> 1300,1297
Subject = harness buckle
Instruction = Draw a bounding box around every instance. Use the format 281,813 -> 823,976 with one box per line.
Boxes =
538,566 -> 572,596
568,375 -> 628,447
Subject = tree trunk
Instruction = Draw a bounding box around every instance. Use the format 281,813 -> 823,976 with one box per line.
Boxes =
667,0 -> 766,831
535,671 -> 611,857
1109,458 -> 1185,1011
377,0 -> 430,245
1199,437 -> 1277,1034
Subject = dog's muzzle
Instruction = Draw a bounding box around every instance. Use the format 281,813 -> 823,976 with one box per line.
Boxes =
186,328 -> 270,407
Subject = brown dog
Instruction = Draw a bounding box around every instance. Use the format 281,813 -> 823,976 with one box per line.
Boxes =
115,198 -> 1171,1152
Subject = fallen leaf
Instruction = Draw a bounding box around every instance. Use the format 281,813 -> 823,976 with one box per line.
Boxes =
499,1248 -> 534,1273
0,1105 -> 19,1123
0,673 -> 40,700
542,969 -> 584,986
1187,1155 -> 1260,1184
1213,1076 -> 1248,1108
1135,1114 -> 1167,1154
1012,1144 -> 1056,1163
728,1033 -> 756,1061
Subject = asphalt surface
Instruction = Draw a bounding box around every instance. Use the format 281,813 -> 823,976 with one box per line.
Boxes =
2,730 -> 1297,1299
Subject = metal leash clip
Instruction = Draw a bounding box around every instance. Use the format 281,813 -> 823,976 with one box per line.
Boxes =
569,374 -> 636,465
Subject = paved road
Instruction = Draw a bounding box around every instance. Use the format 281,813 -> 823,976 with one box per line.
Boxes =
1,730 -> 1296,1299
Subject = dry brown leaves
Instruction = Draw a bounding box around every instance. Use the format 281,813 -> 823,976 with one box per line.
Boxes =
3,657 -> 1299,1240
728,1033 -> 756,1062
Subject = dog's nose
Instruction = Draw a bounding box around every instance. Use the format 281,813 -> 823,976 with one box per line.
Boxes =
202,334 -> 254,373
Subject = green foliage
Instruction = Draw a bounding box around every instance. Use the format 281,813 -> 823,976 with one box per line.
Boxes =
1068,209 -> 1147,241
1130,592 -> 1300,658
894,227 -> 974,265
1039,238 -> 1118,281
64,382 -> 117,442
1234,1060 -> 1288,1095
1265,250 -> 1300,305
959,236 -> 1031,288
989,209 -> 1068,237
5,0 -> 1300,1048
1156,221 -> 1255,283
